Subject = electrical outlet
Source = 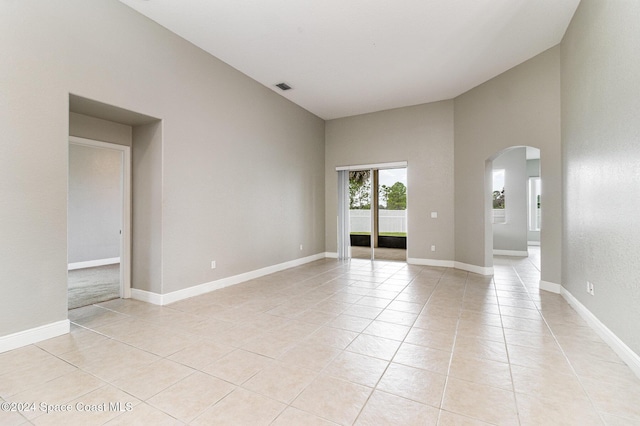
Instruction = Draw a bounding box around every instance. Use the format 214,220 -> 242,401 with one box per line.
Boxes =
431,245 -> 436,252
300,244 -> 303,251
431,212 -> 438,219
211,261 -> 216,269
586,281 -> 594,295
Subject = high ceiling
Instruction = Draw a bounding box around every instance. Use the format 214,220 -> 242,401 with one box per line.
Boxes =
118,0 -> 580,120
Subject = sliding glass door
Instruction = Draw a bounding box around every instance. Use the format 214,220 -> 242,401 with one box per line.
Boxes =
349,170 -> 373,260
377,168 -> 407,261
339,166 -> 407,261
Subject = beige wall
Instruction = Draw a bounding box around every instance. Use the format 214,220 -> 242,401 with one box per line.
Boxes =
492,147 -> 528,253
132,121 -> 163,294
68,144 -> 122,263
562,0 -> 640,354
68,113 -> 132,264
69,112 -> 132,147
0,0 -> 324,336
325,102 -> 455,263
325,47 -> 562,278
6,0 -> 636,363
454,46 -> 562,283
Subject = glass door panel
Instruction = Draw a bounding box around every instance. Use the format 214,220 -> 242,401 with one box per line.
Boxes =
377,168 -> 407,261
349,170 -> 372,260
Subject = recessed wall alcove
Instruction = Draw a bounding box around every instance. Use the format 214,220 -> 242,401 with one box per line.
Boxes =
69,94 -> 163,298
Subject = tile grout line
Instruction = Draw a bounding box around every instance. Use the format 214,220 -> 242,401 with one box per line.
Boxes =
24,256 -> 622,424
239,260 -> 423,425
494,262 -> 524,426
507,258 -> 608,425
350,262 -> 447,425
348,262 -> 435,424
434,270 -> 468,425
79,261 -> 425,424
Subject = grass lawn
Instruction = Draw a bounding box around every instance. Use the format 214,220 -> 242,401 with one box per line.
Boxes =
350,232 -> 407,237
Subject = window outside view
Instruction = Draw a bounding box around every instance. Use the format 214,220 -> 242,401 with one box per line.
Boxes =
349,169 -> 407,237
493,169 -> 506,224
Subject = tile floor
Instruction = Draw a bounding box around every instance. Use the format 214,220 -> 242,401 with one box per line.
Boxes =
2,249 -> 640,425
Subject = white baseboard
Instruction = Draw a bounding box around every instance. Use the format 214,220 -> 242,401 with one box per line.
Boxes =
528,241 -> 540,246
68,257 -> 120,270
131,253 -> 328,306
493,249 -> 528,257
454,261 -> 494,276
561,288 -> 640,379
0,320 -> 70,354
325,252 -> 338,259
407,258 -> 454,268
407,258 -> 494,276
539,280 -> 562,294
130,288 -> 163,305
337,254 -> 493,277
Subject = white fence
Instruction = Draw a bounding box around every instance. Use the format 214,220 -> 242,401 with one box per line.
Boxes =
350,210 -> 407,233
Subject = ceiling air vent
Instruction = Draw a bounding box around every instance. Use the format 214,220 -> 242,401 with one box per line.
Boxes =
276,82 -> 292,91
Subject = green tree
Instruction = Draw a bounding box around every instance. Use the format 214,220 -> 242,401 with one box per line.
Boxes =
493,188 -> 505,209
349,171 -> 371,209
379,184 -> 390,208
349,170 -> 369,186
385,182 -> 406,210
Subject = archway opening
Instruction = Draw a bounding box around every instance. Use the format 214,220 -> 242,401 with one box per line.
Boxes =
486,146 -> 541,272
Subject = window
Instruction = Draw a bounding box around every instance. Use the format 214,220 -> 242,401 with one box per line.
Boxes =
529,177 -> 541,231
492,169 -> 506,224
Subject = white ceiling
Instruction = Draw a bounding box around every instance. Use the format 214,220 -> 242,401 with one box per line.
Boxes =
118,0 -> 580,120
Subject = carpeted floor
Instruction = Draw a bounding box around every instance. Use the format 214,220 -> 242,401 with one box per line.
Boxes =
68,264 -> 120,310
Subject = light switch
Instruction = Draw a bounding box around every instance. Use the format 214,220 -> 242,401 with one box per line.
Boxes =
431,212 -> 438,219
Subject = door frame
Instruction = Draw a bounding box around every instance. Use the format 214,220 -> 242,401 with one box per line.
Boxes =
336,161 -> 408,261
68,136 -> 132,299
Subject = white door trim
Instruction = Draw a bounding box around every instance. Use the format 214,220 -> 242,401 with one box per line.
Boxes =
69,136 -> 132,299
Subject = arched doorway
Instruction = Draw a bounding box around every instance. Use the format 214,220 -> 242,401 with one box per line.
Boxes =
486,146 -> 541,272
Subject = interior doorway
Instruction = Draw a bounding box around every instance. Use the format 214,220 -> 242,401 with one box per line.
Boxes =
67,137 -> 131,309
490,146 -> 541,258
347,166 -> 407,261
